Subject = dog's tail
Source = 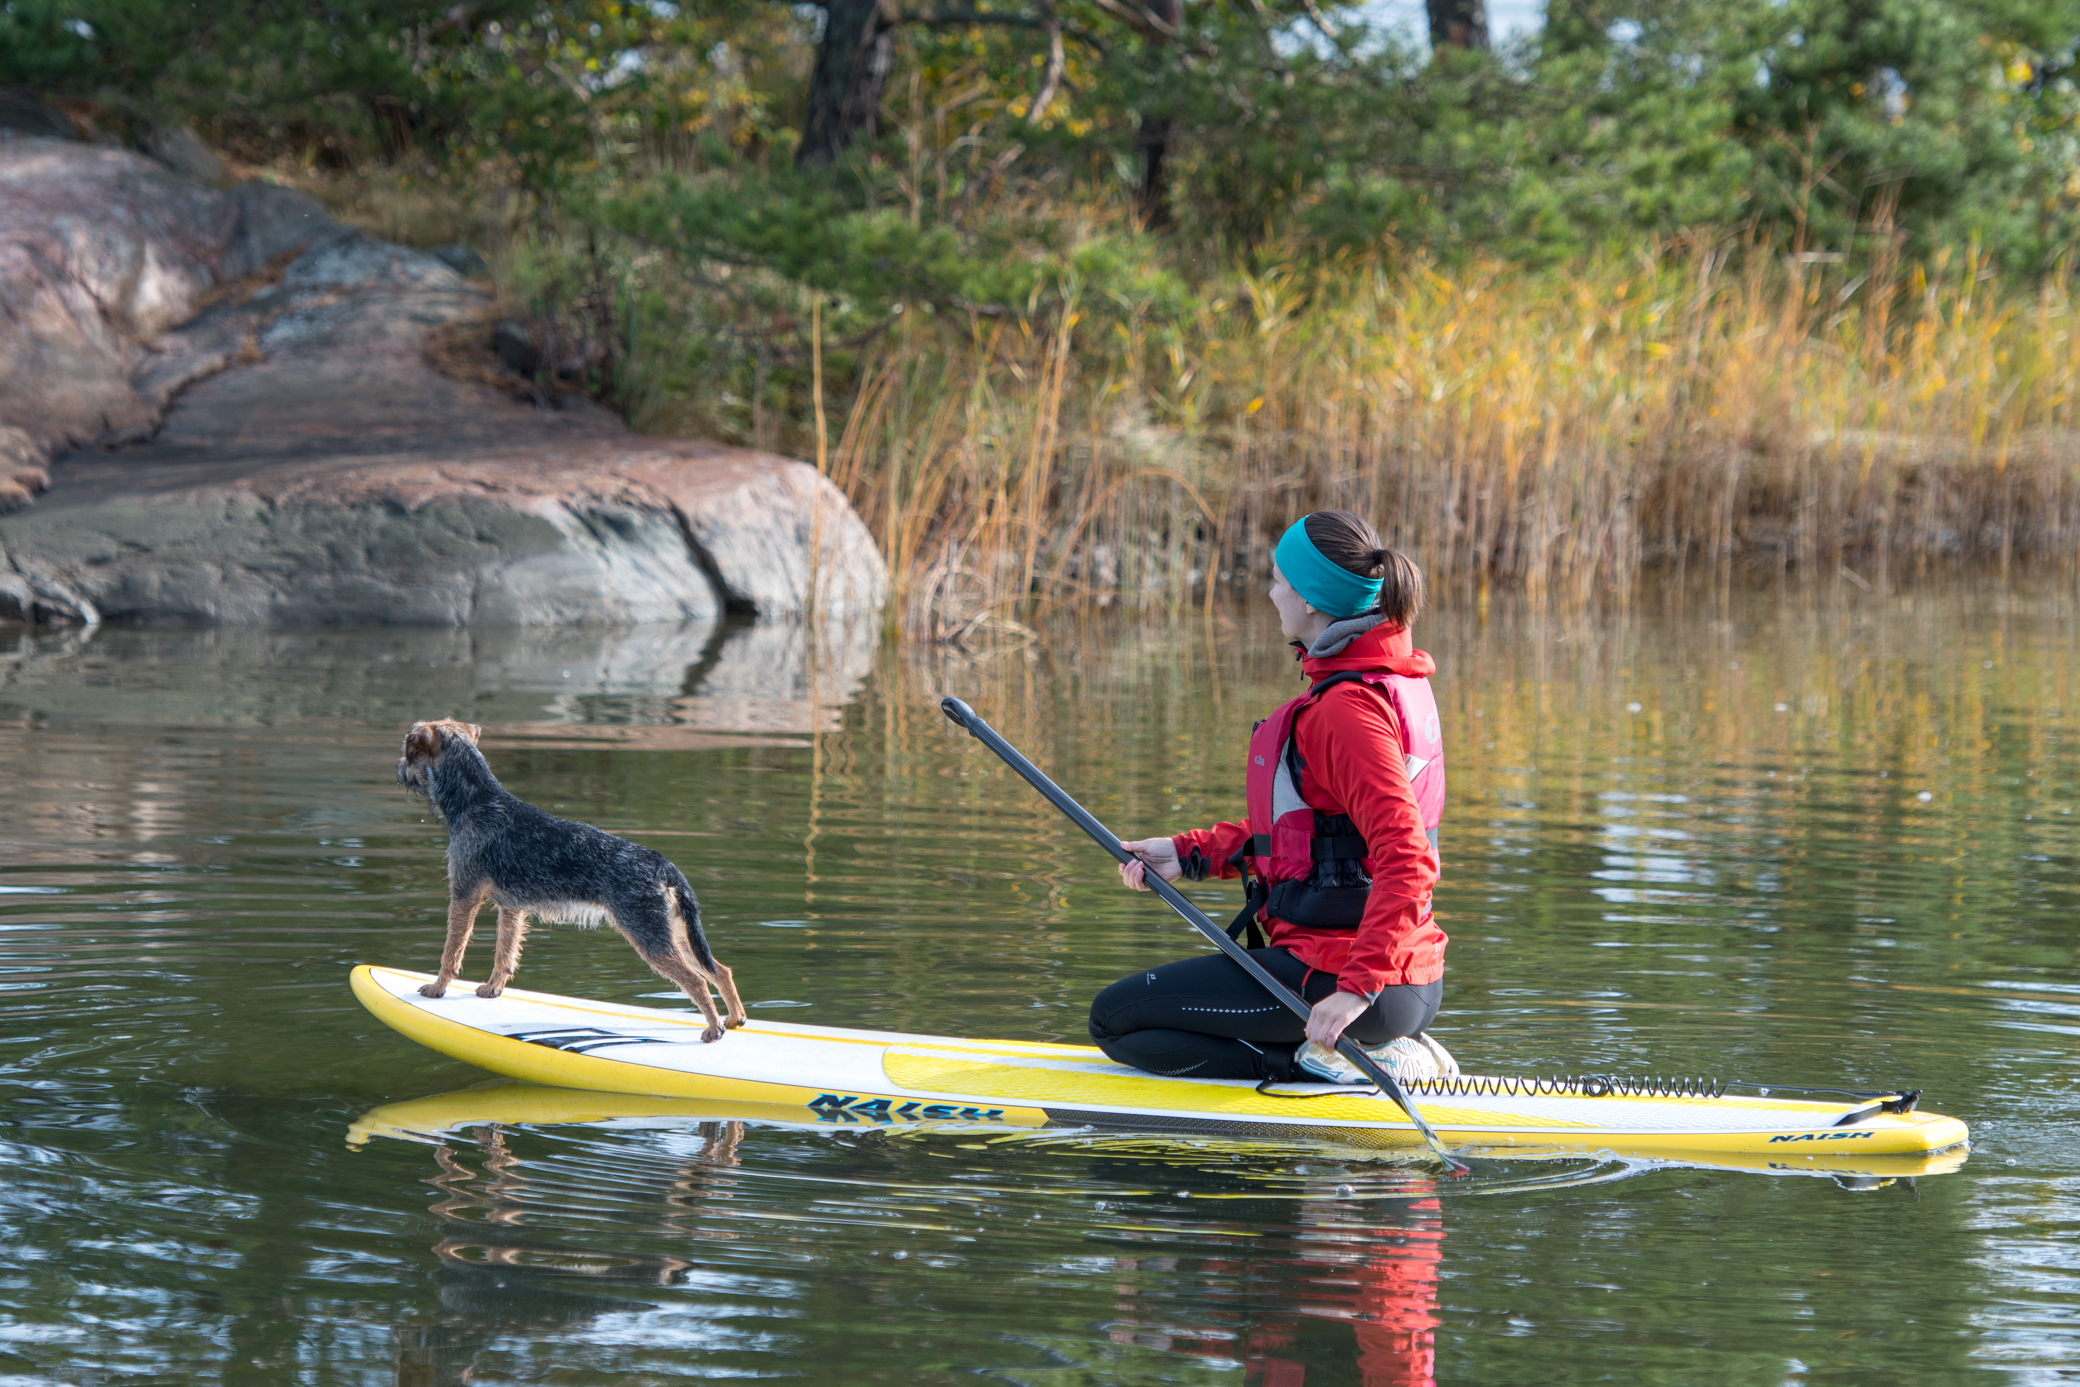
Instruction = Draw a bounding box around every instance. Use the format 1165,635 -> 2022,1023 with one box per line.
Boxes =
664,868 -> 719,972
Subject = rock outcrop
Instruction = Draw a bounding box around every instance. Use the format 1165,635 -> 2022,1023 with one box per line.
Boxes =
0,137 -> 333,506
0,137 -> 887,625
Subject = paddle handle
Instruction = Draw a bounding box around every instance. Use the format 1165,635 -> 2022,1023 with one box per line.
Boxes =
939,696 -> 1467,1176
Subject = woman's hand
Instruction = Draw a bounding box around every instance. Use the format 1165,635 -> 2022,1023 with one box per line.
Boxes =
1304,990 -> 1370,1049
1117,837 -> 1181,891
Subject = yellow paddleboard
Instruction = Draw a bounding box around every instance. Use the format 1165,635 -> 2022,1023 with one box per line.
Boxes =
350,964 -> 1970,1163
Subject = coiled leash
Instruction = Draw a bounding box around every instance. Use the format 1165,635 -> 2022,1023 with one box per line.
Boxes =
1257,1071 -> 1734,1100
940,696 -> 1472,1179
1256,1071 -> 1922,1131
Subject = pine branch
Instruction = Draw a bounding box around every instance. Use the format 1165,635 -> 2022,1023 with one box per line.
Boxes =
898,7 -> 1108,52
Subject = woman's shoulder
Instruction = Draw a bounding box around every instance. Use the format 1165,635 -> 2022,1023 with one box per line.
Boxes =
1304,676 -> 1404,736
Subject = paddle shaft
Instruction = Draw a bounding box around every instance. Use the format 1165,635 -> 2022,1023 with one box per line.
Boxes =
939,697 -> 1468,1176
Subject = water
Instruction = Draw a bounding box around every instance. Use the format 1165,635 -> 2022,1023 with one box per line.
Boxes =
1,587 -> 2076,1385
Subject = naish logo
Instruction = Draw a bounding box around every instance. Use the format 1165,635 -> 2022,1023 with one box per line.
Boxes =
809,1094 -> 1007,1123
1767,1131 -> 1876,1143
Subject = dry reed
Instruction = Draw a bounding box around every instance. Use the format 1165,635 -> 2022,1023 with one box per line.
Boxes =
822,239 -> 2080,636
312,163 -> 2080,636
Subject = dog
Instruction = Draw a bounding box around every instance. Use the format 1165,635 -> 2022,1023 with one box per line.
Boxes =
395,718 -> 747,1042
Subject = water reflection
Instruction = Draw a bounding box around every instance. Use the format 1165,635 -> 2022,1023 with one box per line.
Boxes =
0,612 -> 880,735
381,1110 -> 1455,1387
1104,1184 -> 1443,1387
396,1121 -> 751,1386
2,584 -> 2078,1383
351,1079 -> 1697,1384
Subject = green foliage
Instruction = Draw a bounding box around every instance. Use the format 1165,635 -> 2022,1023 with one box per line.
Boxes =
14,0 -> 2080,270
10,0 -> 2080,423
1104,7 -> 1748,260
0,0 -> 104,90
1540,0 -> 2080,268
0,0 -> 685,189
1146,0 -> 2080,268
566,154 -> 1194,449
600,163 -> 1186,316
1728,0 -> 2080,269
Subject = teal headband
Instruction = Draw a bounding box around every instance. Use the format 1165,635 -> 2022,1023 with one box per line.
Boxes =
1275,518 -> 1382,618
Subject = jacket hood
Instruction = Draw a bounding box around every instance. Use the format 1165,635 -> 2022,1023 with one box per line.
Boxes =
1296,620 -> 1435,680
1304,612 -> 1385,658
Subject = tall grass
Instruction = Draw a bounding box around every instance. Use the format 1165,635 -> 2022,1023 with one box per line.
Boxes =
806,239 -> 2080,634
316,167 -> 2080,635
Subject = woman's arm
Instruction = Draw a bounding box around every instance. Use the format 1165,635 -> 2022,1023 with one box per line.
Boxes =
1171,821 -> 1253,881
1116,837 -> 1180,890
1117,820 -> 1253,890
1301,688 -> 1440,996
1305,990 -> 1372,1046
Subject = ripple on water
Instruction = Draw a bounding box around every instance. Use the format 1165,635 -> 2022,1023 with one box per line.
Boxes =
0,597 -> 2073,1382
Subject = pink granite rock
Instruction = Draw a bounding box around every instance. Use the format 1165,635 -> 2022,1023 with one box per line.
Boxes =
0,138 -> 888,624
0,137 -> 331,482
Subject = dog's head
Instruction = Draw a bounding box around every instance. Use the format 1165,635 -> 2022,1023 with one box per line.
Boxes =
397,719 -> 483,797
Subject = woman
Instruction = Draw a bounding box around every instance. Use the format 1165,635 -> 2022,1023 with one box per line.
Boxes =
1092,510 -> 1453,1085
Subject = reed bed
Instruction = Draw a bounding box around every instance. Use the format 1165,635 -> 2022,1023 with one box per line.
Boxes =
806,242 -> 2080,636
334,158 -> 2080,635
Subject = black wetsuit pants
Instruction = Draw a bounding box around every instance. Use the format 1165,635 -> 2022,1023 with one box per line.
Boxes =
1088,947 -> 1443,1081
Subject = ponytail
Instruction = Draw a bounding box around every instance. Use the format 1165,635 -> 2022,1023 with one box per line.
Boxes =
1300,511 -> 1425,627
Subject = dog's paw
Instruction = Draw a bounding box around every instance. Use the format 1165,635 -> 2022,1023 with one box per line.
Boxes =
417,982 -> 448,998
475,981 -> 505,999
701,1024 -> 725,1043
725,1016 -> 747,1030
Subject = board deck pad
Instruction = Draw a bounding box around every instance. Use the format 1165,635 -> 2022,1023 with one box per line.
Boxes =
351,965 -> 1970,1162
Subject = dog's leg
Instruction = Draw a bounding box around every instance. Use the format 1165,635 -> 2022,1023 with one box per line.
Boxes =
617,892 -> 731,1042
667,883 -> 746,1032
627,941 -> 728,1042
660,956 -> 731,1043
700,1119 -> 745,1168
709,961 -> 749,1031
420,888 -> 487,998
477,907 -> 530,998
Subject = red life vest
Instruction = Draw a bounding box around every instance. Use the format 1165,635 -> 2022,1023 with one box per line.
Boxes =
1232,670 -> 1445,941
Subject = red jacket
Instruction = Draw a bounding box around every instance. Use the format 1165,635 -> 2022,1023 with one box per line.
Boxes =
1173,624 -> 1446,994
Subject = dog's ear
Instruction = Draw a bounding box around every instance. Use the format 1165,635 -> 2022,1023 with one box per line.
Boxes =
457,722 -> 483,745
404,722 -> 442,761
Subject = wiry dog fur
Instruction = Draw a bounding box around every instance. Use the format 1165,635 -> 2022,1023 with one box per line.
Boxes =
397,718 -> 747,1042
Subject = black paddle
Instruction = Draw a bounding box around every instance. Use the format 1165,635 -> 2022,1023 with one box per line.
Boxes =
940,696 -> 1471,1177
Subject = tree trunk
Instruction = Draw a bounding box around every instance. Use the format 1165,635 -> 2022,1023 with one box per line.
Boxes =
1137,115 -> 1173,226
798,0 -> 895,167
1136,0 -> 1184,226
1426,0 -> 1489,51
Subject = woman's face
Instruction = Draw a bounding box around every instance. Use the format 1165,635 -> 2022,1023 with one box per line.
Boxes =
1268,564 -> 1317,640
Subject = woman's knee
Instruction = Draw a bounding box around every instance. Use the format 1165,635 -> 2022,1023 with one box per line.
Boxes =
1087,957 -> 1212,1042
1342,1010 -> 1394,1046
1087,975 -> 1139,1043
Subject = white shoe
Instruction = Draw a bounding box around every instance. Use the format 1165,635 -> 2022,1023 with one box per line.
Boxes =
1295,1034 -> 1451,1085
1295,1040 -> 1368,1084
1367,1035 -> 1445,1081
1414,1032 -> 1460,1077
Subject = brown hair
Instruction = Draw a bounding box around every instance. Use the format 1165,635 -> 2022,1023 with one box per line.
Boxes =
1302,510 -> 1424,627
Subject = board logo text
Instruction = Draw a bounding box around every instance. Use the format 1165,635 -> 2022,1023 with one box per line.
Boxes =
1766,1131 -> 1875,1143
809,1093 -> 1007,1124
